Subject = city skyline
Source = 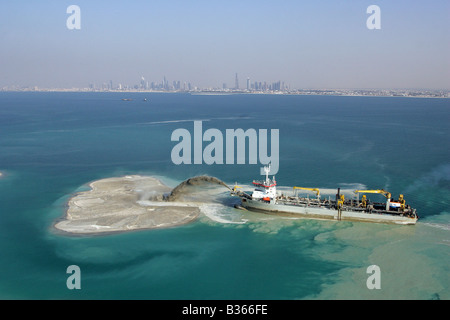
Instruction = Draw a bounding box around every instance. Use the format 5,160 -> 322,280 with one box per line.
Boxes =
1,1 -> 449,90
3,72 -> 447,99
88,73 -> 290,92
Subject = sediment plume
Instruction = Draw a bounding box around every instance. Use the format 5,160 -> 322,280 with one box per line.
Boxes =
166,176 -> 231,202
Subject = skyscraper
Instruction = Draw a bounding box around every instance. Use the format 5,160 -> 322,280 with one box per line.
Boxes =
246,77 -> 250,91
235,73 -> 239,90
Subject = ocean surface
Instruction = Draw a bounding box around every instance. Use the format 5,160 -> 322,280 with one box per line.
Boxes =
0,92 -> 448,299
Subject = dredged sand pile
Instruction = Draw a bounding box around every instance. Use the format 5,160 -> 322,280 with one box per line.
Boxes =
54,175 -> 201,235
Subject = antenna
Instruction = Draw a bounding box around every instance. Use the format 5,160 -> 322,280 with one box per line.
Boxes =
264,162 -> 271,184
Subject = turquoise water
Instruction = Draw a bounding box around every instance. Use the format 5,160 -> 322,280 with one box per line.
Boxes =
0,92 -> 448,299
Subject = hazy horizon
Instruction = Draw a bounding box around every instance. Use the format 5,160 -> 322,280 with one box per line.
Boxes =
1,1 -> 449,90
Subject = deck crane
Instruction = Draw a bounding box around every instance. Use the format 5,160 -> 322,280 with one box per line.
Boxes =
353,189 -> 394,211
293,187 -> 321,200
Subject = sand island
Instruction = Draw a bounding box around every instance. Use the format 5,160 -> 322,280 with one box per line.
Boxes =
54,175 -> 203,235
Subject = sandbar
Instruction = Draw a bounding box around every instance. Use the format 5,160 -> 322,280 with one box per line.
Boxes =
54,175 -> 200,235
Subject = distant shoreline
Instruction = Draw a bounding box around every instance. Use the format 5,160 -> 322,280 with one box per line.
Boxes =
1,89 -> 448,99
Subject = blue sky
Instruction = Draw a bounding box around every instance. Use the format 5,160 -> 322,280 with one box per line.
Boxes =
1,0 -> 449,89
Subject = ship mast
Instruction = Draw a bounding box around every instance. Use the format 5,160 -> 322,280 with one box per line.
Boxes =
264,163 -> 271,185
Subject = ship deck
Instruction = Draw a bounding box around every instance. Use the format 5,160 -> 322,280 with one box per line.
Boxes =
234,191 -> 418,225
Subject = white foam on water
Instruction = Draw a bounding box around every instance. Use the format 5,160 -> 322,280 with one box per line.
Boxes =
139,116 -> 252,127
137,200 -> 195,207
421,222 -> 450,231
199,204 -> 247,224
139,119 -> 211,125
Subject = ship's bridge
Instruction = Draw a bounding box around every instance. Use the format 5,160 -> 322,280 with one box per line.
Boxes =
251,164 -> 277,200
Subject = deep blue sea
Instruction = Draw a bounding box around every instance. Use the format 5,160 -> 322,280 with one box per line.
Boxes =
0,92 -> 448,299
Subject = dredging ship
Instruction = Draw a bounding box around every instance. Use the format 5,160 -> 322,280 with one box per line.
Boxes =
231,164 -> 418,225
